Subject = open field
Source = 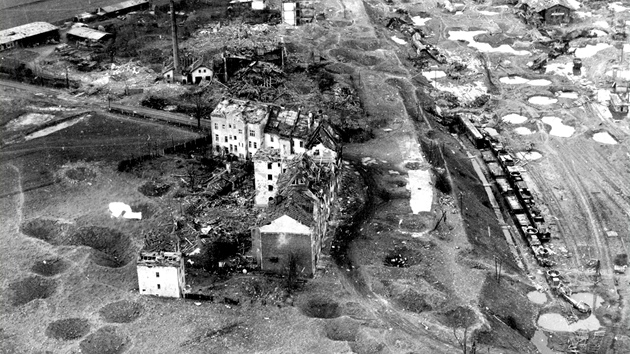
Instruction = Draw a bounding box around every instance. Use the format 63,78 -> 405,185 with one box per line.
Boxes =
1,0 -> 630,353
0,0 -> 174,30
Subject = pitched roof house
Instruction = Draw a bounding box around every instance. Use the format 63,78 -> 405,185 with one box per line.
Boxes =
519,0 -> 575,25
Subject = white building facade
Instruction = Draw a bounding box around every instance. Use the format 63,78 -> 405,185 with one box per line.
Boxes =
210,99 -> 271,159
137,252 -> 186,298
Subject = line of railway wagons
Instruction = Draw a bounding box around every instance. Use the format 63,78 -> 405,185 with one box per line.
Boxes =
481,139 -> 554,267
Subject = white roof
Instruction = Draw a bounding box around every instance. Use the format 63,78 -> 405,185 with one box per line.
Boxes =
0,22 -> 58,46
67,27 -> 110,41
260,215 -> 311,234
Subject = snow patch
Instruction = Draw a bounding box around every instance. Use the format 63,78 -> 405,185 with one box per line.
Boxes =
574,43 -> 612,58
411,16 -> 432,26
8,113 -> 55,130
500,76 -> 551,86
542,116 -> 574,137
590,29 -> 608,37
502,114 -> 528,124
422,70 -> 446,80
109,202 -> 142,220
609,2 -> 629,12
527,79 -> 552,86
574,11 -> 592,18
407,168 -> 433,214
24,116 -> 87,141
529,96 -> 558,105
448,30 -> 531,56
477,10 -> 498,16
557,91 -> 578,99
391,36 -> 407,45
538,313 -> 601,332
514,127 -> 533,135
500,76 -> 530,84
593,20 -> 610,28
592,132 -> 617,144
565,0 -> 581,9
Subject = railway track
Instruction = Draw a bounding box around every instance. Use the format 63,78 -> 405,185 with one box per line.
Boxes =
525,166 -> 582,269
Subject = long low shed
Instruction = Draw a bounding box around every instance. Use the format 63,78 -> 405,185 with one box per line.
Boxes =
0,22 -> 59,51
66,27 -> 112,43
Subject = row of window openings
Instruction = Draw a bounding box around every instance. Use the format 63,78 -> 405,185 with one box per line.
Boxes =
214,123 -> 255,136
212,127 -> 307,149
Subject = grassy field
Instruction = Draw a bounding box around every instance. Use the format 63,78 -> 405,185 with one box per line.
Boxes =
0,0 -> 172,30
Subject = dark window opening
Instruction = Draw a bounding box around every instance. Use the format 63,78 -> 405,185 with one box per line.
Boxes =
269,257 -> 279,263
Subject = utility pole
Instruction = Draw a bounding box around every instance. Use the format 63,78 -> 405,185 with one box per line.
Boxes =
170,0 -> 180,82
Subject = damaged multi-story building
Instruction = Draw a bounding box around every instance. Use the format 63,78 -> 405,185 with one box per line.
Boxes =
210,98 -> 272,158
252,107 -> 318,207
137,251 -> 186,298
251,123 -> 342,277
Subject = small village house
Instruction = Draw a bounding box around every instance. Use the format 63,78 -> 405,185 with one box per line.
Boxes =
163,57 -> 213,84
210,99 -> 271,158
188,59 -> 213,84
610,93 -> 629,115
0,22 -> 59,51
519,0 -> 574,25
137,251 -> 186,298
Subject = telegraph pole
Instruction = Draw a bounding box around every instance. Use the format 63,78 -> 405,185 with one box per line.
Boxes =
170,0 -> 180,81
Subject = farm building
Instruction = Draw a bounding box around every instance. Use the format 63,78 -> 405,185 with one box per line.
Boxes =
519,0 -> 574,25
66,27 -> 112,46
74,12 -> 99,23
163,58 -> 213,84
610,93 -> 629,115
137,251 -> 186,298
97,0 -> 150,18
0,22 -> 59,51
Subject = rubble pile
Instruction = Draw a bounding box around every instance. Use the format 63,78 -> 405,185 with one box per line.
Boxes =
186,23 -> 280,57
229,61 -> 286,101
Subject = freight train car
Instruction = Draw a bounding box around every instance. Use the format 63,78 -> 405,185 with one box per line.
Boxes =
481,150 -> 496,163
487,162 -> 505,178
495,177 -> 513,194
